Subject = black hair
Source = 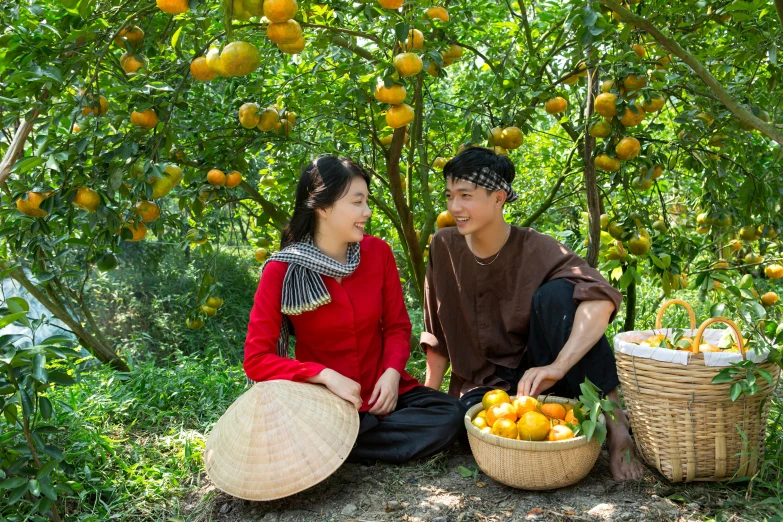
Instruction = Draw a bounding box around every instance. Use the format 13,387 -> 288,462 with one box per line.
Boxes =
443,146 -> 516,186
280,156 -> 372,248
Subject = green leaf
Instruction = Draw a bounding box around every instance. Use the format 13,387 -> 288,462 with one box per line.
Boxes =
710,303 -> 727,318
757,369 -> 773,386
5,297 -> 29,314
0,477 -> 28,490
712,369 -> 735,383
12,156 -> 46,174
582,419 -> 596,440
0,312 -> 29,329
730,382 -> 742,401
171,26 -> 183,48
39,396 -> 53,419
32,353 -> 47,383
394,22 -> 410,44
457,465 -> 473,478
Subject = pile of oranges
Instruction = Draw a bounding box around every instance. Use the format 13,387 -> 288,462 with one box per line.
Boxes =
636,332 -> 742,353
471,390 -> 582,442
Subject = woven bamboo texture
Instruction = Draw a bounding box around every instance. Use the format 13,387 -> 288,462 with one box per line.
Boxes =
204,380 -> 359,500
464,397 -> 602,490
617,312 -> 780,482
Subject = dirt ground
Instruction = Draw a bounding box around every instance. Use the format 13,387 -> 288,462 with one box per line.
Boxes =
183,440 -> 733,522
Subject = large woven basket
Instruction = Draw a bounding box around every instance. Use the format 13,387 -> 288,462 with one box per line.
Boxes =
464,396 -> 603,490
616,300 -> 780,483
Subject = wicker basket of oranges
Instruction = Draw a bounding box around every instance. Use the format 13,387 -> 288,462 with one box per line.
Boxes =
464,392 -> 604,490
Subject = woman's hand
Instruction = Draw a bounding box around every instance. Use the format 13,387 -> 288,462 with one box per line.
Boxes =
368,368 -> 400,416
309,369 -> 362,409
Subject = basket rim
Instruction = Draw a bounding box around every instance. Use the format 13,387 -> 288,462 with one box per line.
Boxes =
463,395 -> 605,451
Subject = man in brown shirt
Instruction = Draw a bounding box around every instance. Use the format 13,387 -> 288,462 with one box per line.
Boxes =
421,147 -> 644,481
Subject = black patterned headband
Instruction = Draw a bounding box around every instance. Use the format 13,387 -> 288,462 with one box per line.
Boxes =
451,166 -> 518,202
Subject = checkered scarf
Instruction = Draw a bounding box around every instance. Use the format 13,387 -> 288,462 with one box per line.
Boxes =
262,237 -> 361,358
453,166 -> 518,202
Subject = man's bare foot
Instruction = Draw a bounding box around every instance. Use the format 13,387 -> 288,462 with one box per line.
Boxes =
607,422 -> 645,481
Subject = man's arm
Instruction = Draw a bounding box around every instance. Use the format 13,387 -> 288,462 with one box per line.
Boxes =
424,347 -> 449,390
518,298 -> 615,397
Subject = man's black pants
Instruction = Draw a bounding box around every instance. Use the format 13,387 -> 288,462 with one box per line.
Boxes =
461,279 -> 621,410
348,386 -> 466,464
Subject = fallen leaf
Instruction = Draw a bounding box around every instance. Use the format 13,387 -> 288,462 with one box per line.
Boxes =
475,481 -> 487,488
528,508 -> 544,515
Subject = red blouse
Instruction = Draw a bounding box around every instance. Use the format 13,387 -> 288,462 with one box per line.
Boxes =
244,235 -> 420,412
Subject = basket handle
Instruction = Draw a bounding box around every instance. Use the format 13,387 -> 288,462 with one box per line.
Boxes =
690,316 -> 746,359
655,299 -> 696,330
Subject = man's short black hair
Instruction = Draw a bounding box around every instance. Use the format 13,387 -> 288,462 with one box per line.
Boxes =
443,146 -> 516,185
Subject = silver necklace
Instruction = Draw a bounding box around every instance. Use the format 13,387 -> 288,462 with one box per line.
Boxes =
470,225 -> 511,266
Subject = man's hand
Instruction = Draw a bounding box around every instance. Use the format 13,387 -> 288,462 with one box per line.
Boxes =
368,368 -> 400,415
518,364 -> 566,397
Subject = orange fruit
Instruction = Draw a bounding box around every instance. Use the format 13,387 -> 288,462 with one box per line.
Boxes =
81,94 -> 108,116
564,410 -> 579,426
190,57 -> 218,81
156,0 -> 189,14
761,292 -> 779,307
436,210 -> 456,229
207,169 -> 226,186
424,6 -> 449,22
656,55 -> 672,69
404,29 -> 424,50
547,425 -> 575,441
72,187 -> 100,212
275,119 -> 293,135
619,103 -> 646,127
131,109 -> 158,129
498,127 -> 524,150
601,79 -> 614,93
488,126 -> 503,146
263,0 -> 297,22
433,157 -> 447,169
374,83 -> 407,105
385,104 -> 415,129
486,402 -> 517,427
442,44 -> 463,63
278,37 -> 305,54
477,410 -> 487,419
615,137 -> 641,160
393,52 -> 423,77
623,73 -> 647,92
164,164 -> 183,186
490,418 -> 519,439
124,221 -> 147,242
136,200 -> 160,222
267,20 -> 302,44
220,41 -> 261,76
481,389 -> 511,410
149,175 -> 174,199
492,146 -> 508,156
544,96 -> 567,114
642,94 -> 665,112
257,107 -> 279,131
595,153 -> 620,172
539,403 -> 567,420
765,264 -> 783,280
114,26 -> 144,47
16,192 -> 50,218
632,43 -> 646,58
225,171 -> 242,188
426,62 -> 441,77
593,92 -> 618,118
379,0 -> 403,7
238,103 -> 261,128
120,53 -> 144,73
517,411 -> 550,441
472,415 -> 489,430
512,396 -> 540,417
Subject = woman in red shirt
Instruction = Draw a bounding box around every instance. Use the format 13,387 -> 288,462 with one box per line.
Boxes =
244,156 -> 465,463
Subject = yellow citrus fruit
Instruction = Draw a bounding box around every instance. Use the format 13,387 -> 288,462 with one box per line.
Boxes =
124,221 -> 147,242
267,20 -> 302,44
589,120 -> 612,138
257,107 -> 279,131
221,41 -> 261,76
186,317 -> 203,329
379,0 -> 403,7
564,410 -> 579,426
601,79 -> 614,93
632,43 -> 646,58
150,175 -> 174,199
374,83 -> 407,105
81,94 -> 108,116
512,396 -> 540,417
481,389 -> 511,410
472,415 -> 488,430
761,292 -> 779,306
425,6 -> 449,22
642,95 -> 665,112
136,200 -> 160,222
486,402 -> 517,427
16,192 -> 50,218
114,26 -> 144,47
765,264 -> 783,280
544,96 -> 567,114
190,56 -> 218,81
207,169 -> 226,186
156,0 -> 189,14
131,109 -> 158,129
615,137 -> 641,160
239,103 -> 261,128
278,37 -> 305,54
225,171 -> 242,188
255,248 -> 268,262
385,104 -> 415,129
433,157 -> 447,169
594,92 -> 618,118
275,120 -> 293,136
72,187 -> 100,212
263,0 -> 297,22
498,127 -> 524,150
206,296 -> 224,308
205,47 -> 229,77
490,418 -> 519,439
517,411 -> 550,441
547,424 -> 575,441
393,52 -> 423,77
623,73 -> 647,92
595,153 -> 620,172
120,53 -> 144,73
404,29 -> 424,50
619,104 -> 646,127
436,210 -> 456,229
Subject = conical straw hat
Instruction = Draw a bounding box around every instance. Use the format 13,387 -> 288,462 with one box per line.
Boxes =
204,380 -> 360,500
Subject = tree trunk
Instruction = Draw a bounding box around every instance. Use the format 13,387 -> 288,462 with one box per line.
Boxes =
623,278 -> 636,332
583,63 -> 602,268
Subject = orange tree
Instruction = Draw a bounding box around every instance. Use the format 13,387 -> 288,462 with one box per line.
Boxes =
2,0 -> 783,517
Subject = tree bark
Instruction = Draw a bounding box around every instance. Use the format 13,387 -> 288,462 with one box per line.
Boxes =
602,0 -> 783,146
583,64 -> 602,268
623,278 -> 636,332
